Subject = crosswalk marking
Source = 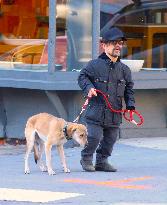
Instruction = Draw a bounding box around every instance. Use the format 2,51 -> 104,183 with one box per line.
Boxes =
0,188 -> 84,203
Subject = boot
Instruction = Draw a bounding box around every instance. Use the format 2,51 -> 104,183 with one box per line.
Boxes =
95,162 -> 117,172
95,153 -> 117,172
80,159 -> 95,172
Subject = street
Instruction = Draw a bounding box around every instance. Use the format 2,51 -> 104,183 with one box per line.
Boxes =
0,137 -> 167,205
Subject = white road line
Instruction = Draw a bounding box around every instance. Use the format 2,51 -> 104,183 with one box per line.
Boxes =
112,203 -> 167,205
0,188 -> 84,203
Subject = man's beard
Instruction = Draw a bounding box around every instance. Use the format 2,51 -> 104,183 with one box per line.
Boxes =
111,51 -> 120,57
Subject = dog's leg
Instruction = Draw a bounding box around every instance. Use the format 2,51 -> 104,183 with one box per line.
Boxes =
56,145 -> 70,173
38,141 -> 47,172
24,131 -> 35,174
45,142 -> 55,175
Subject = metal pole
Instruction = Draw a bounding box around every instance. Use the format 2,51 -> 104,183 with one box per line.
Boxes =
48,0 -> 56,73
92,0 -> 100,59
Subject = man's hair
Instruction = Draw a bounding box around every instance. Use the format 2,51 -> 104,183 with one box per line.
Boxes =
100,39 -> 113,44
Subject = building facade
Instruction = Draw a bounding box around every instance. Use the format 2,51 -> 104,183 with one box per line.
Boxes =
0,0 -> 167,139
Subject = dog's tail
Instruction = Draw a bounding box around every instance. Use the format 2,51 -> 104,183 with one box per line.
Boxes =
25,117 -> 40,164
33,133 -> 39,164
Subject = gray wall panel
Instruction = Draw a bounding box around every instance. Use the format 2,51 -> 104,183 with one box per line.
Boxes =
0,88 -> 167,140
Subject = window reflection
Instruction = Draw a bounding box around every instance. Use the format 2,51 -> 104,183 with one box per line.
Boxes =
0,0 -> 49,70
100,0 -> 167,68
0,0 -> 92,71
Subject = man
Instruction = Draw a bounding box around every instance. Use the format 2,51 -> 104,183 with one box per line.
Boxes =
78,27 -> 135,172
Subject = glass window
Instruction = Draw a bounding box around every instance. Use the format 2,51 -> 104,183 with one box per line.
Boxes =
0,0 -> 92,71
66,0 -> 92,71
0,0 -> 49,70
100,0 -> 167,68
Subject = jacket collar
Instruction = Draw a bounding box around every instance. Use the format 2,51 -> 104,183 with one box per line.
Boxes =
98,52 -> 120,62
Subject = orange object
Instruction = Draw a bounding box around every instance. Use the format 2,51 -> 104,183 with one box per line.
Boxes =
64,176 -> 153,190
0,139 -> 6,145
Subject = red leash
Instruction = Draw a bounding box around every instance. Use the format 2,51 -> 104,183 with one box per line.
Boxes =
74,89 -> 144,126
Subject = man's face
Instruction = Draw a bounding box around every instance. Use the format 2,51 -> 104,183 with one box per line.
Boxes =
102,39 -> 125,57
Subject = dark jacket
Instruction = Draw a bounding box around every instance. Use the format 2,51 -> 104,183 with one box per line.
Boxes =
78,53 -> 135,127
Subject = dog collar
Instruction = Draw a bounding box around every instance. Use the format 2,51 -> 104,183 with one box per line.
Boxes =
63,122 -> 71,140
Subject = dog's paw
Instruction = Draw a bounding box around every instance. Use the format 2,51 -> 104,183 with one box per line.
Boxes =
64,168 -> 70,173
24,168 -> 30,174
39,164 -> 48,172
48,169 -> 56,175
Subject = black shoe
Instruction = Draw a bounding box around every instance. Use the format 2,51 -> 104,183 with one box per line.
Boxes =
80,160 -> 95,172
95,162 -> 117,172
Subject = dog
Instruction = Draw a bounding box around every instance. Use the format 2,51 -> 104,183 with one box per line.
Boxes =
24,113 -> 88,175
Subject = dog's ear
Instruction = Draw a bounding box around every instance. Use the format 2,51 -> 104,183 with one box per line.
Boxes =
71,127 -> 77,132
71,123 -> 78,131
67,124 -> 77,136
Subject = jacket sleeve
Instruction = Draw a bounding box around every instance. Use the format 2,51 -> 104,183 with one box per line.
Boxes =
78,61 -> 95,97
123,67 -> 135,109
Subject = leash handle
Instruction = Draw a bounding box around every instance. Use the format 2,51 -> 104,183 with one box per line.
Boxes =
123,110 -> 144,126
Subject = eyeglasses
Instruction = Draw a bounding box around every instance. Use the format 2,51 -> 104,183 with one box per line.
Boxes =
108,40 -> 125,46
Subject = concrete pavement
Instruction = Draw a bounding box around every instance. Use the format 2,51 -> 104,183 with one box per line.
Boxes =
1,137 -> 167,155
0,137 -> 167,204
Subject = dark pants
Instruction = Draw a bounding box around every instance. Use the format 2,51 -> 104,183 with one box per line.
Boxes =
81,123 -> 119,163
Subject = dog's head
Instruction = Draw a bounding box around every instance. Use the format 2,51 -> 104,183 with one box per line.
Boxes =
70,123 -> 88,147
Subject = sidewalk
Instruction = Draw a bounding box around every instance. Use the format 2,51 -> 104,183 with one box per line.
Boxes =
119,137 -> 167,150
0,144 -> 25,155
0,137 -> 167,155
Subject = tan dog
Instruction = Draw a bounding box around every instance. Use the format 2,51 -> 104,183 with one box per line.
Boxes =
24,113 -> 88,175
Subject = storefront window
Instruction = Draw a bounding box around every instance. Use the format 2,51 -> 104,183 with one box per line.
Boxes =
66,0 -> 92,71
100,0 -> 167,68
0,0 -> 47,70
0,0 -> 92,71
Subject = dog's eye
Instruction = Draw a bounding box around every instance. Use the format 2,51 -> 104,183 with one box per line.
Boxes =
80,134 -> 84,138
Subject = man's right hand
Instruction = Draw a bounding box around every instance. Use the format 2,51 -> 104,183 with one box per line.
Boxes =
88,88 -> 97,97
